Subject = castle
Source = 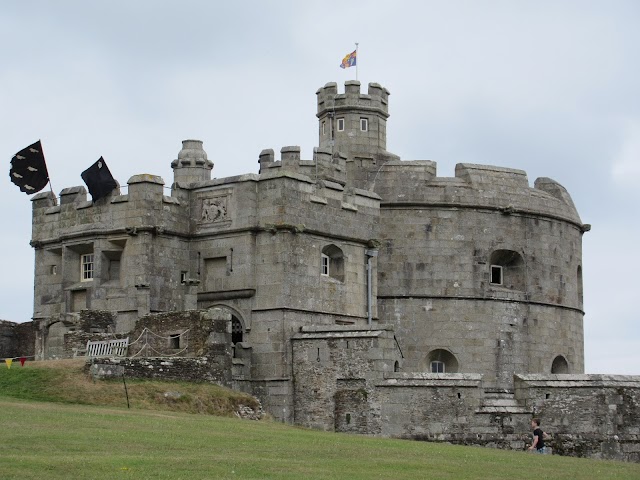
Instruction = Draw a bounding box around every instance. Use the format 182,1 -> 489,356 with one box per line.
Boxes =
17,81 -> 640,460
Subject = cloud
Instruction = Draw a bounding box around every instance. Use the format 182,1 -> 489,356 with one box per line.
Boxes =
611,120 -> 640,185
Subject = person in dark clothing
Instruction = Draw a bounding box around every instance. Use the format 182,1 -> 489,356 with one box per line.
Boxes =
528,418 -> 547,453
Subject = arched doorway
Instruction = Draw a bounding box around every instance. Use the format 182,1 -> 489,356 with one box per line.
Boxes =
45,321 -> 67,359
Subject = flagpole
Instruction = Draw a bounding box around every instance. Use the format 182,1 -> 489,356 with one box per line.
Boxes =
41,140 -> 56,202
38,139 -> 58,204
355,42 -> 359,81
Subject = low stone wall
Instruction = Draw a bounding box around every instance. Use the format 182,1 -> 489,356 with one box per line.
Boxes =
88,356 -> 230,387
515,374 -> 640,462
0,320 -> 35,359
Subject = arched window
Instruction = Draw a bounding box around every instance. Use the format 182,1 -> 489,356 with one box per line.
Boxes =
394,361 -> 400,372
489,249 -> 525,290
551,355 -> 569,374
321,245 -> 344,282
427,349 -> 459,373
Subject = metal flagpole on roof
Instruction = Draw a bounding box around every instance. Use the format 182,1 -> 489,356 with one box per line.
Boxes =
355,42 -> 359,81
38,140 -> 56,202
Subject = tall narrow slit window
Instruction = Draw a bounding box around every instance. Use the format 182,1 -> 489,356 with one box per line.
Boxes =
81,254 -> 94,281
321,121 -> 326,135
337,118 -> 345,131
360,117 -> 368,131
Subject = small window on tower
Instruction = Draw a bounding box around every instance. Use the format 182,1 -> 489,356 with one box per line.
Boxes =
360,118 -> 368,131
321,121 -> 326,135
490,265 -> 503,285
50,265 -> 58,275
180,271 -> 188,284
337,118 -> 345,131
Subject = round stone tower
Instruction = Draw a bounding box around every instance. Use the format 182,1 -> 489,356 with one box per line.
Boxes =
171,139 -> 213,184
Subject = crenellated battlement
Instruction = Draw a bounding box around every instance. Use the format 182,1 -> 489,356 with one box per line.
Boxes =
316,81 -> 390,117
30,174 -> 187,248
258,146 -> 347,186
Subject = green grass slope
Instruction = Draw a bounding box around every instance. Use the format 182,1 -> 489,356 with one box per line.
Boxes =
1,361 -> 639,479
0,359 -> 259,415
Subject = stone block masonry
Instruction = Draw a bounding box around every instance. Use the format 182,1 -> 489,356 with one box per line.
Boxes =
16,79 -> 638,461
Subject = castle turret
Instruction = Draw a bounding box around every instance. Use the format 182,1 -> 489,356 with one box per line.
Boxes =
171,139 -> 213,184
316,81 -> 398,189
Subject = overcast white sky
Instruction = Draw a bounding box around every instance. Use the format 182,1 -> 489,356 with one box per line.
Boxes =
1,1 -> 638,374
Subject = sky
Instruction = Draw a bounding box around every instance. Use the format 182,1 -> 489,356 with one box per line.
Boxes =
1,1 -> 638,374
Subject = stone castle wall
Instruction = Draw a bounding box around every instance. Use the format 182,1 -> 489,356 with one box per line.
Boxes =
0,320 -> 36,359
16,80 -> 637,461
292,325 -> 640,462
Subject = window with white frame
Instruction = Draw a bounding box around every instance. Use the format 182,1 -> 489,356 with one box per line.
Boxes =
427,349 -> 459,373
337,118 -> 345,131
360,117 -> 368,131
320,245 -> 344,282
321,254 -> 329,276
489,250 -> 524,290
430,360 -> 445,373
81,253 -> 94,281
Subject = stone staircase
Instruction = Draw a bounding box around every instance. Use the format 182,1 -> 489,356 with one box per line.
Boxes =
477,388 -> 531,414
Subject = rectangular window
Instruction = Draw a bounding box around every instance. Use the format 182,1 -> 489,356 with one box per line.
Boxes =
50,265 -> 58,275
321,121 -> 326,135
490,265 -> 503,285
81,254 -> 94,281
431,361 -> 445,373
321,254 -> 329,276
180,271 -> 188,284
360,118 -> 368,131
169,334 -> 180,349
337,118 -> 345,131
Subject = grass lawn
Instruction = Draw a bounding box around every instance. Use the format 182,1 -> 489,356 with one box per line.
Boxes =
1,360 -> 639,479
1,398 -> 639,480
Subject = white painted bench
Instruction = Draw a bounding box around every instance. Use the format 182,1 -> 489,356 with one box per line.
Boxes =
85,338 -> 129,358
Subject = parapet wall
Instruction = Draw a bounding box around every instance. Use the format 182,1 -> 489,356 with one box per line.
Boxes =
375,162 -> 583,226
515,374 -> 640,461
31,175 -> 186,245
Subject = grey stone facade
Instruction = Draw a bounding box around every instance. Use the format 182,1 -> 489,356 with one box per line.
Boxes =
21,81 -> 639,460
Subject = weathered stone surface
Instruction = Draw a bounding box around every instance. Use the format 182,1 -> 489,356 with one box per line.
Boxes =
7,80 -> 636,461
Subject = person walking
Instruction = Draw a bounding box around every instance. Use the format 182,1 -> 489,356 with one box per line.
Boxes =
528,418 -> 547,454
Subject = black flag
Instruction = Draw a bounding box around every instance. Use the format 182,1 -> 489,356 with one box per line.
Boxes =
81,157 -> 118,202
10,140 -> 49,194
